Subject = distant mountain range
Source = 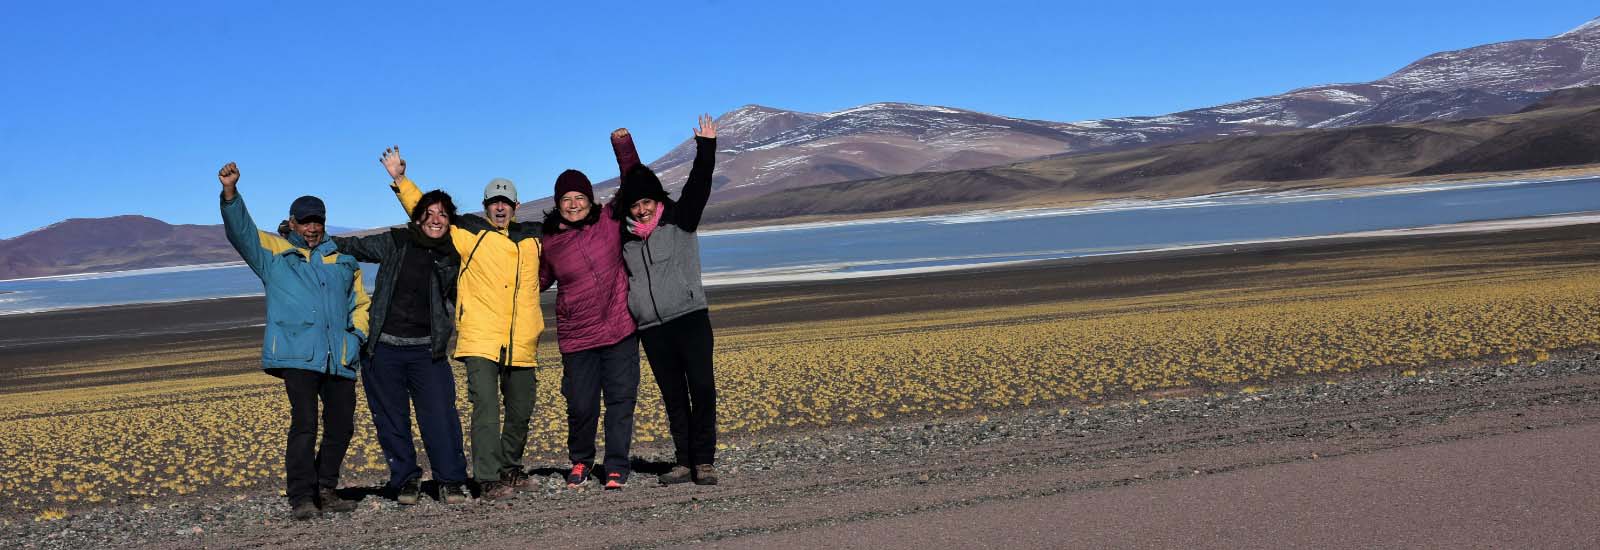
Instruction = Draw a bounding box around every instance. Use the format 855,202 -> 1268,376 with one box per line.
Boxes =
702,87 -> 1600,224
6,17 -> 1600,280
555,16 -> 1600,211
0,216 -> 237,280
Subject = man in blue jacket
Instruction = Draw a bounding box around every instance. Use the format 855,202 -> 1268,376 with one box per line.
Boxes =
217,162 -> 371,521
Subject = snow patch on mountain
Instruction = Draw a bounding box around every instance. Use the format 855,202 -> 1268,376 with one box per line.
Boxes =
1556,17 -> 1600,39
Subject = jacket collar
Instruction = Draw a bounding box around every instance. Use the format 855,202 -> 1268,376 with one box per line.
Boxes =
281,233 -> 339,258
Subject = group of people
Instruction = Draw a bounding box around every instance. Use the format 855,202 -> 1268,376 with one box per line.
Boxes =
218,115 -> 723,520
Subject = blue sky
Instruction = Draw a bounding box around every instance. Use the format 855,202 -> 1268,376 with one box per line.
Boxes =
0,1 -> 1595,238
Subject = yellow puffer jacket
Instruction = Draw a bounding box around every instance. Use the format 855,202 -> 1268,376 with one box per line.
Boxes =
394,178 -> 544,367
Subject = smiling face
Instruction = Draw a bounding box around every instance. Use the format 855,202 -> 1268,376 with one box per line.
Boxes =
418,202 -> 449,239
484,199 -> 515,229
559,191 -> 592,224
629,198 -> 659,224
288,216 -> 325,248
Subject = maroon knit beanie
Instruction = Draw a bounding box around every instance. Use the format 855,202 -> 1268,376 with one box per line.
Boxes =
553,169 -> 594,204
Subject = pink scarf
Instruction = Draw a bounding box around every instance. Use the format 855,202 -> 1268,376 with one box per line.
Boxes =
631,205 -> 662,239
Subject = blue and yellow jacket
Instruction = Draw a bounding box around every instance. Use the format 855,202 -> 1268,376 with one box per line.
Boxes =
221,192 -> 370,379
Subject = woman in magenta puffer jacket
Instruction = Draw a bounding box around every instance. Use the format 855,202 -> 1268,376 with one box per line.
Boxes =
539,168 -> 638,490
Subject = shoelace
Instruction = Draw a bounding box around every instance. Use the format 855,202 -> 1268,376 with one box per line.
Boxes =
570,464 -> 587,479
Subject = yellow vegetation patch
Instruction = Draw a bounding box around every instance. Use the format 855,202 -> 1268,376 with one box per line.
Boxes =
2,255 -> 1598,515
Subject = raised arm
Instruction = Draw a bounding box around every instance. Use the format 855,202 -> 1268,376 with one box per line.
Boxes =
217,162 -> 277,277
612,128 -> 641,178
674,114 -> 718,233
380,146 -> 491,252
331,233 -> 396,264
382,146 -> 426,218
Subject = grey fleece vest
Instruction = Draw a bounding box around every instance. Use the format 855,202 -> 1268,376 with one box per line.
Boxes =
621,223 -> 706,330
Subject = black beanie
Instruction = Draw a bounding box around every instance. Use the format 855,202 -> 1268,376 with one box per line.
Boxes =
618,164 -> 668,208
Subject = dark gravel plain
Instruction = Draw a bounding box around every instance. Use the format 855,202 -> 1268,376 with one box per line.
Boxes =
9,347 -> 1600,549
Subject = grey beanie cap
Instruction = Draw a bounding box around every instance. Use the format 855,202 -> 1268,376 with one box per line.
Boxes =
484,178 -> 518,204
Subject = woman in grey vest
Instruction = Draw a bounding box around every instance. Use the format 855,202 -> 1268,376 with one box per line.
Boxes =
611,114 -> 720,485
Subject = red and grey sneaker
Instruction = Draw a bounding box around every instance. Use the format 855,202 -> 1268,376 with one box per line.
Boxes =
604,472 -> 627,490
566,463 -> 591,488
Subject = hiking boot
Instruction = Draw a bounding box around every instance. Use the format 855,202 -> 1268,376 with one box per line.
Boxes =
479,480 -> 515,501
501,467 -> 533,490
693,464 -> 718,486
658,465 -> 693,485
604,472 -> 627,490
290,500 -> 319,521
566,463 -> 591,488
317,487 -> 356,513
442,482 -> 469,505
396,476 -> 422,505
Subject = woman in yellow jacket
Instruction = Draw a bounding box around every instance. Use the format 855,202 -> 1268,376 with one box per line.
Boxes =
380,147 -> 543,500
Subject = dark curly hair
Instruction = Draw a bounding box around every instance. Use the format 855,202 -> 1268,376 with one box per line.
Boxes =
412,189 -> 458,224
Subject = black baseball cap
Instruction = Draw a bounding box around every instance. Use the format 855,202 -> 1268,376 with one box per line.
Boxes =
289,196 -> 326,224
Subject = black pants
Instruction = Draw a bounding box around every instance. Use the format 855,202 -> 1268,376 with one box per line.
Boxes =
364,343 -> 469,488
561,334 -> 640,477
639,309 -> 717,466
282,369 -> 356,506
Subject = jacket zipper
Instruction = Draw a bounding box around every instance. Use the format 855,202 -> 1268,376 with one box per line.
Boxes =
642,234 -> 664,325
506,230 -> 521,366
313,250 -> 334,376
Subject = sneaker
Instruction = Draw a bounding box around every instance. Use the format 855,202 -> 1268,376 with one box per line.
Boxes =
396,476 -> 422,505
442,482 -> 470,505
501,467 -> 533,490
604,472 -> 627,490
566,463 -> 591,488
290,500 -> 319,521
479,480 -> 515,501
317,487 -> 356,513
693,464 -> 718,486
658,465 -> 693,485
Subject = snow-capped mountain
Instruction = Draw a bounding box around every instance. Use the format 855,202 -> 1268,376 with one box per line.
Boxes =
503,16 -> 1600,209
570,17 -> 1600,208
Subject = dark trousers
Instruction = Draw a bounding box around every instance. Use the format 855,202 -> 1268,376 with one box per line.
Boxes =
561,334 -> 640,476
364,343 -> 469,488
282,369 -> 356,506
639,309 -> 717,466
463,356 -> 536,482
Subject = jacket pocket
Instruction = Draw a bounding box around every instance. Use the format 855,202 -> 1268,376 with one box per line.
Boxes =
269,320 -> 316,361
338,330 -> 362,366
645,233 -> 674,263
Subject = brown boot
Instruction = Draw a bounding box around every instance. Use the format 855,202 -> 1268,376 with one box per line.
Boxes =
317,487 -> 356,513
658,465 -> 693,485
693,464 -> 718,486
502,467 -> 534,490
479,480 -> 515,501
290,500 -> 319,521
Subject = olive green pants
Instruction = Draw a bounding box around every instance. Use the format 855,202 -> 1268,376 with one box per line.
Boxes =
463,357 -> 536,482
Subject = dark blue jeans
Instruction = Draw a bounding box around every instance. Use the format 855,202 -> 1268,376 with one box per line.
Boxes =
561,334 -> 640,478
364,342 -> 468,488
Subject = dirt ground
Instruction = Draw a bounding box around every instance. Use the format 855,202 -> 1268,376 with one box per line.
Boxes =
5,222 -> 1600,548
12,348 -> 1592,549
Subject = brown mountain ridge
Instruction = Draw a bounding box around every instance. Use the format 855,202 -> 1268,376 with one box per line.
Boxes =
701,87 -> 1600,225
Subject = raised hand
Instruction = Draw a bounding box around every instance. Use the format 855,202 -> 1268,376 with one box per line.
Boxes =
612,127 -> 641,177
693,113 -> 717,139
218,162 -> 240,200
380,146 -> 406,181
